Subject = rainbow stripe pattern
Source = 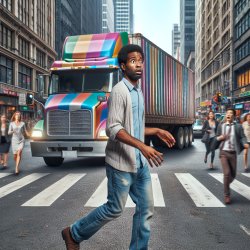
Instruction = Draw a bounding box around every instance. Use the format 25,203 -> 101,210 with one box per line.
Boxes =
45,93 -> 109,138
52,32 -> 129,69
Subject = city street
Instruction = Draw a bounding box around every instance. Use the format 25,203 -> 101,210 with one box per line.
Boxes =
0,139 -> 250,250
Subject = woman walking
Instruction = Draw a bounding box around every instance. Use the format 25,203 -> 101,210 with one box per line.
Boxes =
202,111 -> 219,169
242,113 -> 250,172
8,111 -> 29,175
0,114 -> 11,169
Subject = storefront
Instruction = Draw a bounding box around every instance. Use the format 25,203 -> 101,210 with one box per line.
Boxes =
233,85 -> 250,116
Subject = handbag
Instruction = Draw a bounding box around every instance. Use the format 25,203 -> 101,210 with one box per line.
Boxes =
201,132 -> 209,143
210,137 -> 221,151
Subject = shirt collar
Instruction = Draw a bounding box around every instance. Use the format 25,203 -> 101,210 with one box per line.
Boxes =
225,121 -> 235,125
122,77 -> 139,92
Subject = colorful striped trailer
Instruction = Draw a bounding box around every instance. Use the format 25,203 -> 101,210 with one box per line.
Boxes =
130,34 -> 195,149
30,32 -> 195,167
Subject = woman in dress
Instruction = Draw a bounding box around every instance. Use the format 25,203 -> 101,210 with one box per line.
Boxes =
202,111 -> 219,169
242,113 -> 250,172
0,114 -> 11,169
8,111 -> 29,175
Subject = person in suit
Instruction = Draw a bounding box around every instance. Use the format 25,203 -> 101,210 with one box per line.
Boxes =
202,111 -> 219,169
216,108 -> 248,204
0,114 -> 11,169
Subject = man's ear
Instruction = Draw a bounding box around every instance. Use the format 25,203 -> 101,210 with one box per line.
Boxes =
121,63 -> 126,71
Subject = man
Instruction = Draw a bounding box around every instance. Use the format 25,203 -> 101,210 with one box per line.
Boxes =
61,44 -> 175,250
216,108 -> 248,204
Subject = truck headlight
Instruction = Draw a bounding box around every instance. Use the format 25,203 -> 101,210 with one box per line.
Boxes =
32,130 -> 43,138
98,128 -> 107,138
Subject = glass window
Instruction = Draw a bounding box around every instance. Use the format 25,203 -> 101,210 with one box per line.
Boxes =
0,54 -> 13,85
18,63 -> 32,90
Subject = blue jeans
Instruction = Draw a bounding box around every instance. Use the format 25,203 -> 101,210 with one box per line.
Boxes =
70,164 -> 154,250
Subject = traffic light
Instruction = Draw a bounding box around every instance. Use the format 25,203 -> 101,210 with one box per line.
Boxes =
217,92 -> 222,103
26,93 -> 34,105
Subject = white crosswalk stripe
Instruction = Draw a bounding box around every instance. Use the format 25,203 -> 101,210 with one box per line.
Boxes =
210,173 -> 250,200
22,173 -> 86,207
175,173 -> 225,207
0,173 -> 12,179
85,173 -> 165,207
0,173 -> 49,198
242,173 -> 250,178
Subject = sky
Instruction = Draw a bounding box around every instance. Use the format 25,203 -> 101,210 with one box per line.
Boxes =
133,0 -> 180,55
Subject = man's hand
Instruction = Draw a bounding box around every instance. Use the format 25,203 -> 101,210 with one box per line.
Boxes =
156,129 -> 175,148
139,144 -> 163,168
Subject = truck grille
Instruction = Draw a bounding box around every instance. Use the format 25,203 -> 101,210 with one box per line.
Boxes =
47,110 -> 92,136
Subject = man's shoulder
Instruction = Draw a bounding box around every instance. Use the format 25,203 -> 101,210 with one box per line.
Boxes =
111,81 -> 129,95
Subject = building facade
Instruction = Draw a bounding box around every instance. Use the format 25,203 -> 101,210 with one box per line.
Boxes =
172,24 -> 180,59
0,0 -> 56,120
233,0 -> 250,116
114,0 -> 133,33
102,0 -> 115,33
197,0 -> 233,113
180,0 -> 195,65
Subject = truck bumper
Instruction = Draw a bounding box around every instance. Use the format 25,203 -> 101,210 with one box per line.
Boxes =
30,140 -> 107,157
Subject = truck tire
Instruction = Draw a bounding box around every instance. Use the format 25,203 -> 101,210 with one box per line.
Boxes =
184,127 -> 189,148
188,127 -> 193,146
43,157 -> 64,167
174,127 -> 184,149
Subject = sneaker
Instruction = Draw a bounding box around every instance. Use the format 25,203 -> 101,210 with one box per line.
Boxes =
61,227 -> 80,250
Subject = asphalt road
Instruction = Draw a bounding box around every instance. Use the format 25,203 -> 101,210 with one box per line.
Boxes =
0,139 -> 250,250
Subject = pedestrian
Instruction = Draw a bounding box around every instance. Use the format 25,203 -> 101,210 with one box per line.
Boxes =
216,108 -> 248,204
0,114 -> 11,169
202,111 -> 219,169
242,113 -> 250,172
8,111 -> 30,175
61,44 -> 175,250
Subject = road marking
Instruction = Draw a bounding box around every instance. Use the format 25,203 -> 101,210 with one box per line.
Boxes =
175,173 -> 225,207
22,173 -> 86,207
0,173 -> 49,198
85,174 -> 165,207
242,173 -> 250,178
0,173 -> 12,179
240,224 -> 250,236
210,173 -> 250,200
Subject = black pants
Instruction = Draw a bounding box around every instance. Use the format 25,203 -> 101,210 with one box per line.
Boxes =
205,137 -> 215,163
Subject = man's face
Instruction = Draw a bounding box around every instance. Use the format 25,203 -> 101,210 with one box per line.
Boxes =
226,110 -> 234,123
121,52 -> 143,83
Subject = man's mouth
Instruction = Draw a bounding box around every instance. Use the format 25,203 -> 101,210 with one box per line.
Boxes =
135,71 -> 142,75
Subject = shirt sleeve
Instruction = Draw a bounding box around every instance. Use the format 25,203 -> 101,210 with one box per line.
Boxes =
106,91 -> 125,141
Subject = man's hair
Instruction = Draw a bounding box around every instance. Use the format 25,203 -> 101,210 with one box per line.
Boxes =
226,108 -> 236,116
118,44 -> 144,67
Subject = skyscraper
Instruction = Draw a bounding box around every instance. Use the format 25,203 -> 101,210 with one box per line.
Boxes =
172,24 -> 180,59
114,0 -> 133,33
102,0 -> 115,33
180,0 -> 195,65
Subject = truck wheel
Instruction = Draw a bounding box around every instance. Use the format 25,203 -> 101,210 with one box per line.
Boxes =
174,127 -> 184,149
184,127 -> 189,148
43,157 -> 64,167
188,127 -> 193,146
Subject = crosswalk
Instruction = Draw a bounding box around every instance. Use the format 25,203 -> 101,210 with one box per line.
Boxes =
0,171 -> 250,208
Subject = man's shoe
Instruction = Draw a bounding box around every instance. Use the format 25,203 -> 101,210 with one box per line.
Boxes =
224,196 -> 231,205
62,227 -> 80,250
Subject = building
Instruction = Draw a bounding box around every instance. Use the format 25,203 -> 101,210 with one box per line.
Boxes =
196,0 -> 233,113
102,0 -> 115,33
172,24 -> 180,59
180,0 -> 195,65
232,0 -> 250,116
114,0 -> 133,33
195,0 -> 202,112
0,0 -> 56,120
55,0 -> 102,59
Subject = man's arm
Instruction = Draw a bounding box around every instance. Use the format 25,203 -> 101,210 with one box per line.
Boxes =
145,127 -> 175,148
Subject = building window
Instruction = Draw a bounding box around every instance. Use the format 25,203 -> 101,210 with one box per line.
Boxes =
47,57 -> 54,69
0,54 -> 13,85
237,69 -> 250,88
235,11 -> 250,40
235,38 -> 250,63
18,0 -> 30,27
235,0 -> 248,16
37,0 -> 46,40
36,49 -> 46,68
0,22 -> 13,51
0,0 -> 12,12
18,37 -> 30,60
18,64 -> 32,90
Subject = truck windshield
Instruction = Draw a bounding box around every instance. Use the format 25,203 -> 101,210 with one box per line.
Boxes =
49,68 -> 120,95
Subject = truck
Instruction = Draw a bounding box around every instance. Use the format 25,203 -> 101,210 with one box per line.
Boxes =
31,32 -> 195,167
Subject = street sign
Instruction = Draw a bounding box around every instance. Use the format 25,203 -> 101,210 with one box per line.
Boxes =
18,93 -> 26,105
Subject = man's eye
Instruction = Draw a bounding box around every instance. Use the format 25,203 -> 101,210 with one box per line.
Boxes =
131,60 -> 135,63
